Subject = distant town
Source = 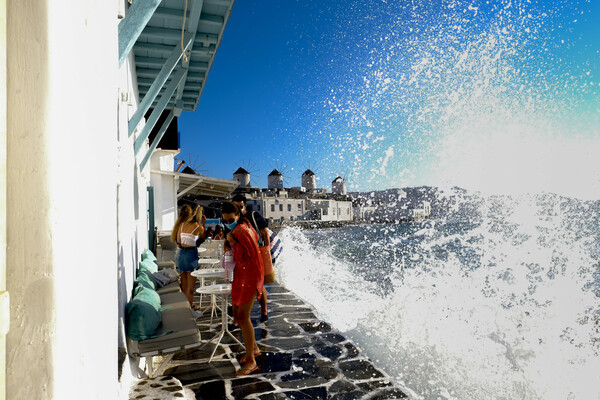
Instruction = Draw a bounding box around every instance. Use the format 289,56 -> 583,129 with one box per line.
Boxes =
181,167 -> 432,225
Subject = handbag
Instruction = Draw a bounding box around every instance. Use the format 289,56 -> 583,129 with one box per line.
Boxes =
260,245 -> 276,284
269,228 -> 283,264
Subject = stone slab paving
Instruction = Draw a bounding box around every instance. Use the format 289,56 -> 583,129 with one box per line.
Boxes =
139,283 -> 409,399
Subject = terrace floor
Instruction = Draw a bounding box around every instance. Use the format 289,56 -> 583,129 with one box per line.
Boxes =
129,283 -> 409,399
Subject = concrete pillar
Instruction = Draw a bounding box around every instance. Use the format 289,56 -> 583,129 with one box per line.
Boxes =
7,1 -> 118,399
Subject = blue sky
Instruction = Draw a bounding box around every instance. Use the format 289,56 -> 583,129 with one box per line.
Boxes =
178,0 -> 599,197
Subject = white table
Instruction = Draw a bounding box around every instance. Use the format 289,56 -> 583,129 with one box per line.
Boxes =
191,268 -> 224,279
191,268 -> 225,324
196,283 -> 243,362
197,258 -> 221,268
198,247 -> 207,254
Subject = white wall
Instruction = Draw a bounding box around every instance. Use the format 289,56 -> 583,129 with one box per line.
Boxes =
7,1 -> 119,399
150,151 -> 179,232
306,199 -> 353,221
254,198 -> 306,221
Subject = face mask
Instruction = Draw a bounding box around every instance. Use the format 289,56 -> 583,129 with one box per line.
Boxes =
224,220 -> 238,230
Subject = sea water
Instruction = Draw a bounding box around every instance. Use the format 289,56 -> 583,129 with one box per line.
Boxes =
274,190 -> 600,400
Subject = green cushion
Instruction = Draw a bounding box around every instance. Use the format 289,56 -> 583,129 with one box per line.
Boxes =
139,258 -> 158,275
141,249 -> 157,262
135,269 -> 156,291
125,286 -> 162,341
135,284 -> 161,310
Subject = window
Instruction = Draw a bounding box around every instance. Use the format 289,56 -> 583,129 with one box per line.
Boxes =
279,204 -> 283,211
287,204 -> 292,211
347,208 -> 350,215
323,209 -> 328,215
297,204 -> 302,210
271,204 -> 275,212
258,205 -> 261,211
333,208 -> 336,215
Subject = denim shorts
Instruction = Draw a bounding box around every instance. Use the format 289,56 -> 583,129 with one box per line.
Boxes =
176,247 -> 198,273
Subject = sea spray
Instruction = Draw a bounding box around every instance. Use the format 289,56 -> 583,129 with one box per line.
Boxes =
275,190 -> 600,400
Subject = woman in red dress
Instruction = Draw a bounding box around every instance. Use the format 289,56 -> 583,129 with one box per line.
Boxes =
221,202 -> 264,376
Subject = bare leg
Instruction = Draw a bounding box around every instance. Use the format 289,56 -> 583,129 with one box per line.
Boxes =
232,304 -> 239,326
259,287 -> 268,317
236,293 -> 258,374
188,275 -> 197,306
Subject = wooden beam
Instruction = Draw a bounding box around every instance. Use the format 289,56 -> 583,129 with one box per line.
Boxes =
118,0 -> 162,66
133,68 -> 186,154
128,33 -> 193,137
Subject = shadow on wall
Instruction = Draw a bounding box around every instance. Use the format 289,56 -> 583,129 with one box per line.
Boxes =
6,0 -> 53,398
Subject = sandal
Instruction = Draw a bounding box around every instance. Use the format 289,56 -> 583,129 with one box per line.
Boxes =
239,351 -> 262,364
235,363 -> 258,376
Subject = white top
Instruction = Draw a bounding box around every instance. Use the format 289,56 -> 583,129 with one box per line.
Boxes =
179,223 -> 200,247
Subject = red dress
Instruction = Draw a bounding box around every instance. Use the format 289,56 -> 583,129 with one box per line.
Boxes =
230,222 -> 264,306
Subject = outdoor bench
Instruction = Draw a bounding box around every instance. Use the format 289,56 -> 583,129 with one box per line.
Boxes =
126,251 -> 203,378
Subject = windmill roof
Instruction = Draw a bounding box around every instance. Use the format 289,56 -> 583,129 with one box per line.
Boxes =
302,169 -> 315,176
268,169 -> 282,176
234,167 -> 249,174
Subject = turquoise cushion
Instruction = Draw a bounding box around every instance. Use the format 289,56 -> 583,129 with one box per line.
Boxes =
135,284 -> 161,310
135,269 -> 155,291
125,288 -> 162,341
141,249 -> 157,262
139,258 -> 158,274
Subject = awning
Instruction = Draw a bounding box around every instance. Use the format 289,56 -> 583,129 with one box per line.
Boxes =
152,169 -> 239,198
118,0 -> 235,169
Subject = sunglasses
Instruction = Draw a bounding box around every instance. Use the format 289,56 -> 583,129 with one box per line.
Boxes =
222,218 -> 236,224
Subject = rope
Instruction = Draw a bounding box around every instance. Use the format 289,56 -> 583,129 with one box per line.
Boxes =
181,0 -> 189,63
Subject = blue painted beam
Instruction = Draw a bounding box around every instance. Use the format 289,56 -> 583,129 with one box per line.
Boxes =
134,42 -> 213,57
128,32 -> 194,137
134,68 -> 186,155
139,109 -> 175,171
118,0 -> 162,66
139,27 -> 219,44
173,0 -> 204,115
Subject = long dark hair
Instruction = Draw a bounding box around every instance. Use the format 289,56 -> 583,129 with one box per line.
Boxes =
220,202 -> 250,226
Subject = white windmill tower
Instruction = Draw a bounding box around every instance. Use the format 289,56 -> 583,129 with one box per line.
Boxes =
301,169 -> 316,190
233,167 -> 250,188
332,176 -> 347,195
268,169 -> 283,189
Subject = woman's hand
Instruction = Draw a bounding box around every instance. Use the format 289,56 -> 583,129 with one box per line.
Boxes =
227,232 -> 235,244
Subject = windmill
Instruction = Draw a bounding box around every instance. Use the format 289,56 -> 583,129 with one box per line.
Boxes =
174,153 -> 208,175
267,160 -> 291,189
232,159 -> 260,188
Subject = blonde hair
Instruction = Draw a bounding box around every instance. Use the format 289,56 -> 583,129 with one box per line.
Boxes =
190,205 -> 204,224
171,204 -> 204,242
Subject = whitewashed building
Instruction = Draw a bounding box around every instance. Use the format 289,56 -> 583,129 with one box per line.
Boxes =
413,201 -> 432,220
4,1 -> 235,398
306,199 -> 353,221
247,191 -> 307,222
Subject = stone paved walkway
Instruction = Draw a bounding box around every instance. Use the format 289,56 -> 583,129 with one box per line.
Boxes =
140,283 -> 409,399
